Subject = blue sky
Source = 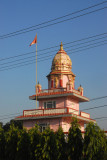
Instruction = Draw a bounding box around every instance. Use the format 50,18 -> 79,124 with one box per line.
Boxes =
0,0 -> 107,130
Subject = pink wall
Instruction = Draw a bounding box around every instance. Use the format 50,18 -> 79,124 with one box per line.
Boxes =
48,77 -> 62,89
61,121 -> 71,132
66,97 -> 79,111
48,74 -> 69,89
39,97 -> 66,109
79,122 -> 84,132
23,118 -> 61,132
23,117 -> 85,133
39,96 -> 79,111
62,75 -> 68,88
39,101 -> 43,109
23,120 -> 36,130
61,118 -> 85,132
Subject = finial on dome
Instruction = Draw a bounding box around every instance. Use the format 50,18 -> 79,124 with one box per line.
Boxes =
60,42 -> 63,51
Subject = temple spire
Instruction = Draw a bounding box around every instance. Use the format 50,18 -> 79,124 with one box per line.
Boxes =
60,42 -> 63,51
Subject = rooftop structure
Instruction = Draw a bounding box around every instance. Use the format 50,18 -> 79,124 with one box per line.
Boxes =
16,42 -> 96,132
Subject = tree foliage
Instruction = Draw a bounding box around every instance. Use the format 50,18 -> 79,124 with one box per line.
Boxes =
29,124 -> 41,160
0,124 -> 5,160
16,128 -> 31,160
68,117 -> 83,160
3,120 -> 22,132
0,119 -> 107,160
5,124 -> 19,160
83,122 -> 107,160
56,126 -> 67,160
40,127 -> 58,160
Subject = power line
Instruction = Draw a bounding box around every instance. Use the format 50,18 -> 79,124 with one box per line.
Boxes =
0,112 -> 22,118
1,1 -> 106,39
0,54 -> 36,66
0,32 -> 106,62
1,103 -> 106,119
96,118 -> 107,122
0,42 -> 106,72
0,40 -> 106,72
83,105 -> 107,111
0,112 -> 107,122
0,115 -> 21,121
0,96 -> 107,120
0,38 -> 107,68
66,40 -> 107,54
1,115 -> 106,124
0,3 -> 106,39
1,34 -> 106,67
95,116 -> 107,120
90,96 -> 107,101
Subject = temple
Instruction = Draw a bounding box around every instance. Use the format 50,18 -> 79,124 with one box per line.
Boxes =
16,42 -> 96,133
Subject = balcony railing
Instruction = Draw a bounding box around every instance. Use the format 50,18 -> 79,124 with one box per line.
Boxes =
39,88 -> 81,95
23,107 -> 90,119
40,88 -> 66,93
24,108 -> 68,116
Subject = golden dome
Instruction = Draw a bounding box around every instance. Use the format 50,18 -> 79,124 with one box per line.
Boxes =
51,42 -> 72,72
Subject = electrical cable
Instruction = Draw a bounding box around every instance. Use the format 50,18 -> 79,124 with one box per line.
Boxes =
82,105 -> 107,111
95,116 -> 107,120
0,32 -> 106,62
90,96 -> 107,101
0,101 -> 107,120
1,34 -> 106,67
0,2 -> 107,124
0,5 -> 106,39
0,41 -> 106,72
0,39 -> 106,69
1,1 -> 106,39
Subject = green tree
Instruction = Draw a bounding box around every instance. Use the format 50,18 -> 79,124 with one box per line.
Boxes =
68,117 -> 83,160
3,122 -> 10,132
39,127 -> 58,160
10,119 -> 23,129
0,124 -> 5,160
16,128 -> 31,160
0,122 -> 3,127
3,120 -> 22,132
83,122 -> 107,160
5,124 -> 19,160
29,124 -> 41,160
56,126 -> 67,160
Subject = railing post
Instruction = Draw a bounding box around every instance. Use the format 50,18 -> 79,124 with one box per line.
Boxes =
66,107 -> 69,113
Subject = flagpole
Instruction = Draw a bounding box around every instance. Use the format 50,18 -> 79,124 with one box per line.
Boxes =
36,39 -> 37,109
29,34 -> 37,109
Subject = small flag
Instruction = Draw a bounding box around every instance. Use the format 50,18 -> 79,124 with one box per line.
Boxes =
29,34 -> 37,46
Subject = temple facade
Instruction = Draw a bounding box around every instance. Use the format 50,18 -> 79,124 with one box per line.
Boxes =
16,42 -> 96,133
